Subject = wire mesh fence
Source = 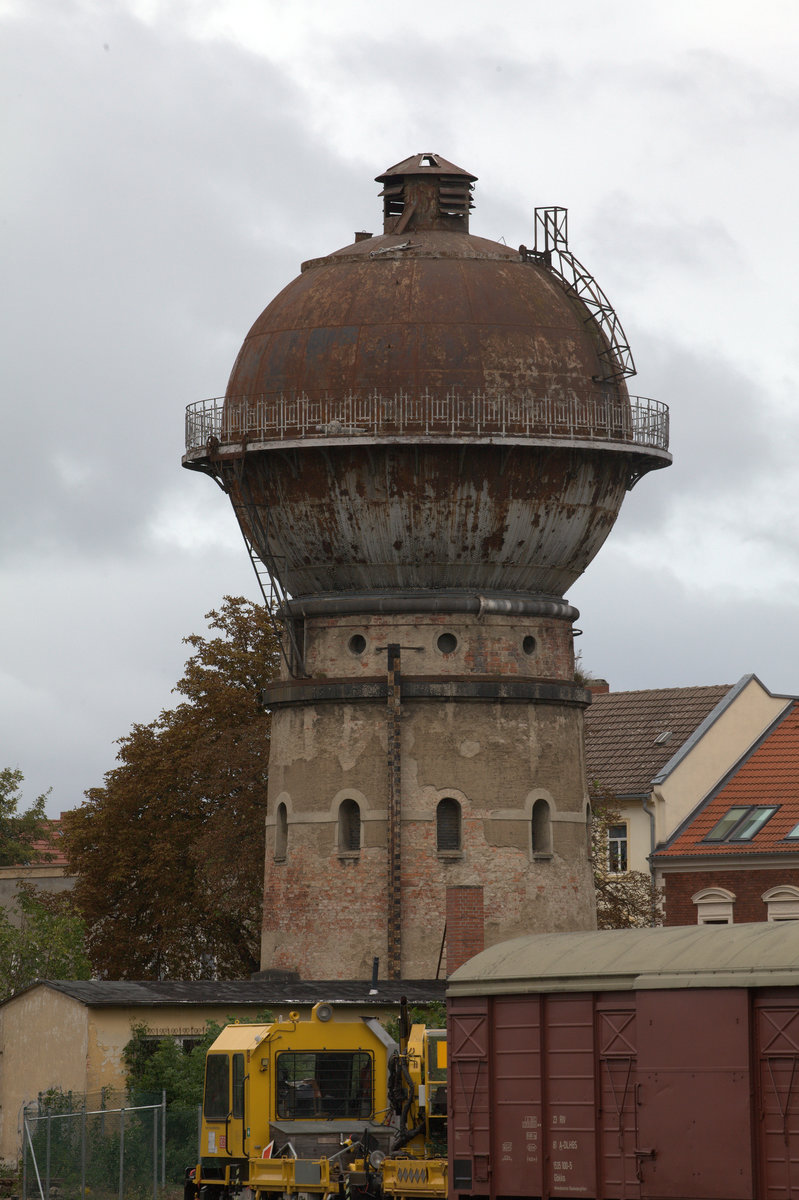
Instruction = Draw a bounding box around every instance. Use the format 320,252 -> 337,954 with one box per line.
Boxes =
21,1090 -> 200,1200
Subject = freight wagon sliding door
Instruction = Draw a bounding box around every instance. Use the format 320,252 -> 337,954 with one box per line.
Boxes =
490,995 -> 544,1194
596,999 -> 640,1200
635,989 -> 752,1200
542,994 -> 597,1198
754,992 -> 799,1200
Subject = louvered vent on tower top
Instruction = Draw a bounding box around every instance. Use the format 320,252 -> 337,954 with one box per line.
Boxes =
376,152 -> 476,233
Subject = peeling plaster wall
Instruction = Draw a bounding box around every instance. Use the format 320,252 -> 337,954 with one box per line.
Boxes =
0,986 -> 88,1165
262,611 -> 596,980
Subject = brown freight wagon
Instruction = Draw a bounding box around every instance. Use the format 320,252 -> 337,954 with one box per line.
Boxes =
446,922 -> 799,1200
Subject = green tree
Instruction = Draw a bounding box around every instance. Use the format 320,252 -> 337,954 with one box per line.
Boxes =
123,1021 -> 222,1107
62,597 -> 282,981
0,768 -> 52,866
123,1012 -> 272,1108
0,883 -> 91,1000
590,781 -> 663,929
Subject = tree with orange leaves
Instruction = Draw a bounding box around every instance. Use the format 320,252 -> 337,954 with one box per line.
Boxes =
62,598 -> 281,979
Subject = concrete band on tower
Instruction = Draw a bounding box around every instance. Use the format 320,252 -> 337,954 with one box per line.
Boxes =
183,153 -> 671,981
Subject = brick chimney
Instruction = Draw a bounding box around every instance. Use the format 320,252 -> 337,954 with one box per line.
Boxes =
446,886 -> 485,974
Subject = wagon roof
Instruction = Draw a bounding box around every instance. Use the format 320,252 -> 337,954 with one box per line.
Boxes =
447,921 -> 799,994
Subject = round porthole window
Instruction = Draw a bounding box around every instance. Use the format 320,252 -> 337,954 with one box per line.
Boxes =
348,634 -> 367,656
437,633 -> 458,654
523,635 -> 537,655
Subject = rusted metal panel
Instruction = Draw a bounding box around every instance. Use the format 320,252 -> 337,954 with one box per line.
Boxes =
219,442 -> 631,597
225,249 -> 627,409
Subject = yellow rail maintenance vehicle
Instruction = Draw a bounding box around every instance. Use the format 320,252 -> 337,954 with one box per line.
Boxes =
378,1019 -> 448,1200
188,1002 -> 398,1200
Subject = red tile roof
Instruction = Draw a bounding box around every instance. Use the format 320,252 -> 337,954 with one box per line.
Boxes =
584,685 -> 732,796
655,702 -> 799,860
4,819 -> 69,868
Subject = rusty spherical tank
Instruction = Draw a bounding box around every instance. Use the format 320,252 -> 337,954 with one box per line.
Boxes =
228,233 -> 615,403
186,155 -> 670,599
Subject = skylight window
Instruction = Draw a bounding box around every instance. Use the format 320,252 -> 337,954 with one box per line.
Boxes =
704,805 -> 778,843
785,822 -> 799,841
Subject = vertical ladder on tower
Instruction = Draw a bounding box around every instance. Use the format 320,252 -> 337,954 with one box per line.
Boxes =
528,206 -> 636,383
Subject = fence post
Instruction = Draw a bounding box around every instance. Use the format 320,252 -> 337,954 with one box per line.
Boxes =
23,1114 -> 45,1200
162,1089 -> 167,1187
81,1106 -> 87,1200
21,1113 -> 27,1200
119,1109 -> 125,1200
153,1106 -> 159,1200
45,1114 -> 51,1200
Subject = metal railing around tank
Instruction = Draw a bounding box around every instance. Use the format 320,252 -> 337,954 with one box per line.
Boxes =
184,390 -> 669,455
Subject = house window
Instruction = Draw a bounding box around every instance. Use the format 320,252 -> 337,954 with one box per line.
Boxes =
762,885 -> 799,921
531,798 -> 552,857
607,823 -> 628,873
704,805 -> 778,843
275,803 -> 288,861
338,799 -> 361,852
692,886 -> 735,924
436,798 -> 461,853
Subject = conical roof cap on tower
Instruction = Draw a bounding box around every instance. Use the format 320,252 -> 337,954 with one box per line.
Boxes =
375,152 -> 477,181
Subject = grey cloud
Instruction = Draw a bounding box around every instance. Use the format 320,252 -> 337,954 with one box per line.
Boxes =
572,549 -> 799,695
1,1 -> 363,561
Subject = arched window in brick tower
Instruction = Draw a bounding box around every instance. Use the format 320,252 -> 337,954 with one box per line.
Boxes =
275,802 -> 288,861
338,799 -> 361,852
532,798 -> 552,856
436,798 -> 461,852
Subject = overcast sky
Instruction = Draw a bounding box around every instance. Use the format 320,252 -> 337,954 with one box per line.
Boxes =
3,0 -> 799,815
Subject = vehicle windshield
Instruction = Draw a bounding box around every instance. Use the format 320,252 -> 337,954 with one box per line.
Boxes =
276,1050 -> 373,1119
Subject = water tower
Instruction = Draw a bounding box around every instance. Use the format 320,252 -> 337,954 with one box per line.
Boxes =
183,154 -> 670,980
